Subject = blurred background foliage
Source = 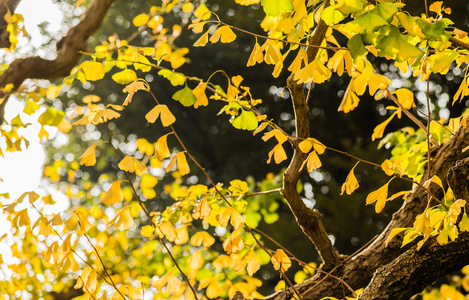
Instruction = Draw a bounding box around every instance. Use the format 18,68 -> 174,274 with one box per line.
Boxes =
34,0 -> 469,293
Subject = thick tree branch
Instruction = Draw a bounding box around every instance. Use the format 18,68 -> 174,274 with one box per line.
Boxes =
357,232 -> 469,300
357,157 -> 469,299
265,120 -> 469,300
281,0 -> 342,270
0,0 -> 116,124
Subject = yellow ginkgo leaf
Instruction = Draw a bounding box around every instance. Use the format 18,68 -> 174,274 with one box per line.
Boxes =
294,59 -> 332,84
381,159 -> 394,176
301,150 -> 322,172
212,255 -> 233,269
145,104 -> 176,127
110,206 -> 134,230
136,138 -> 154,156
216,207 -> 232,228
193,81 -> 209,108
175,226 -> 189,244
385,227 -> 408,247
80,61 -> 105,81
341,162 -> 359,195
154,133 -> 172,161
194,30 -> 210,47
223,229 -> 244,254
190,231 -> 215,247
392,88 -> 415,110
188,250 -> 204,269
235,248 -> 260,276
247,42 -> 264,67
118,156 -> 147,175
338,84 -> 360,113
156,221 -> 178,241
192,197 -> 211,220
82,95 -> 100,104
267,143 -> 287,164
141,225 -> 154,238
92,108 -> 121,124
101,181 -> 123,206
299,138 -> 326,154
79,142 -> 100,166
166,271 -> 182,293
152,271 -> 169,292
165,152 -> 190,176
16,191 -> 39,203
122,80 -> 148,106
210,25 -> 236,44
366,179 -> 393,213
133,13 -> 150,27
372,112 -> 397,141
262,129 -> 287,144
271,249 -> 291,272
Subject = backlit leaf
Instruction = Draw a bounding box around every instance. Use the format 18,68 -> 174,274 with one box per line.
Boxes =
260,0 -> 294,16
210,25 -> 237,43
80,61 -> 105,81
133,14 -> 149,27
341,162 -> 359,195
366,179 -> 393,213
158,69 -> 186,86
191,231 -> 215,247
193,81 -> 209,108
392,89 -> 415,110
172,85 -> 197,106
223,229 -> 245,254
118,156 -> 146,175
145,104 -> 176,127
232,110 -> 258,131
372,112 -> 397,141
267,143 -> 287,164
271,249 -> 291,272
79,142 -> 100,166
338,85 -> 360,113
376,30 -> 424,62
112,69 -> 138,85
101,181 -> 123,206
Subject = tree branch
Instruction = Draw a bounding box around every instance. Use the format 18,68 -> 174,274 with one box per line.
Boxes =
281,0 -> 342,270
265,119 -> 469,300
0,0 -> 116,124
357,157 -> 469,299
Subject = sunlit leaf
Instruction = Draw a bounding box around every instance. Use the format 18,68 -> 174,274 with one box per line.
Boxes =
101,181 -> 123,206
145,104 -> 176,127
79,142 -> 100,166
260,0 -> 294,16
366,179 -> 393,213
341,162 -> 359,195
172,85 -> 197,106
271,249 -> 291,272
118,156 -> 147,175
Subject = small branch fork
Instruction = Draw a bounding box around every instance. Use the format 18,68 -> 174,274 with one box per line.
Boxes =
281,0 -> 343,270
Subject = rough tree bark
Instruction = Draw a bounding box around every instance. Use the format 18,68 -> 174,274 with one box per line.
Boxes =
358,157 -> 469,299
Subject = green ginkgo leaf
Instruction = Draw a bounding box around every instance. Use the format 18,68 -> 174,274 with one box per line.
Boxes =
376,30 -> 423,62
158,69 -> 186,86
172,85 -> 197,107
344,12 -> 389,34
232,110 -> 258,131
260,0 -> 294,17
